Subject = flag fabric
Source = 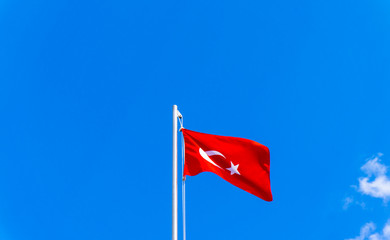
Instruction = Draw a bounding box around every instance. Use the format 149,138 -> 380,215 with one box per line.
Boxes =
182,129 -> 272,201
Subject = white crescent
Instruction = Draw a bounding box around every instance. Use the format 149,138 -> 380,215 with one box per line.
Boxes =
199,148 -> 224,169
205,150 -> 226,159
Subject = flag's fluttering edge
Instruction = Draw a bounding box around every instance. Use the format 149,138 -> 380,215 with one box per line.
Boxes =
182,129 -> 272,201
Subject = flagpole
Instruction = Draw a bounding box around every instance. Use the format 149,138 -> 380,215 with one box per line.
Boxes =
172,105 -> 178,240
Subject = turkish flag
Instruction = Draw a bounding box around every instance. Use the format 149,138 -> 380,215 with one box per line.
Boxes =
182,129 -> 272,201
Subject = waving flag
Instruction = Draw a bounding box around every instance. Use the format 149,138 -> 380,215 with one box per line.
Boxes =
182,129 -> 272,201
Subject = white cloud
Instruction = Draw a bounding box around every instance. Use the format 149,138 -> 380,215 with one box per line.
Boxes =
358,155 -> 390,202
361,156 -> 387,177
343,197 -> 354,210
346,222 -> 376,240
346,154 -> 390,240
346,221 -> 390,240
343,196 -> 366,210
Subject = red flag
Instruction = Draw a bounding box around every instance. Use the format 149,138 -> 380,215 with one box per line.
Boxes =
182,129 -> 272,201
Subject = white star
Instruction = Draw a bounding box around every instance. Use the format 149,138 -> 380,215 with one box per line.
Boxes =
226,161 -> 240,175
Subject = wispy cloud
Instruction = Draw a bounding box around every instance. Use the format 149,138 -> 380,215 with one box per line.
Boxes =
345,154 -> 390,240
346,220 -> 390,240
343,196 -> 354,210
358,154 -> 390,202
346,222 -> 376,240
343,196 -> 365,210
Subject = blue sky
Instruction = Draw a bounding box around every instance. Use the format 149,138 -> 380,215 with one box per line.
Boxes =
1,0 -> 390,239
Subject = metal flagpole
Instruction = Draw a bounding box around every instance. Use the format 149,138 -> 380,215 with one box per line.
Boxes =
172,105 -> 178,240
178,112 -> 185,240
